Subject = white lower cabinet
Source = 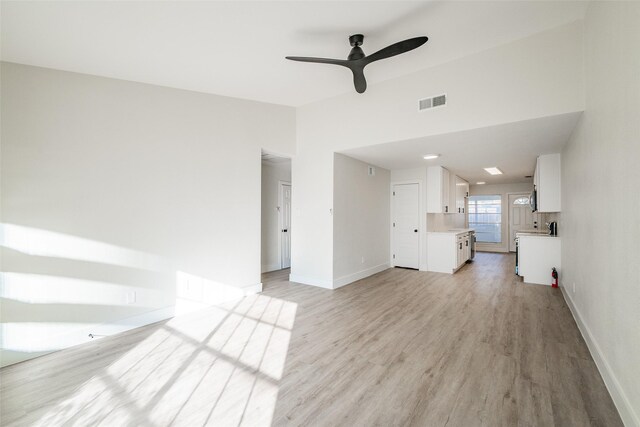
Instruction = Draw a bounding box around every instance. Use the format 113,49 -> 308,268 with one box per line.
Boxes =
456,235 -> 464,267
518,236 -> 561,285
427,231 -> 470,274
464,234 -> 470,261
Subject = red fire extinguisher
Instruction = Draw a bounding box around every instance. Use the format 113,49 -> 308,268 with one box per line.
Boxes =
552,267 -> 559,288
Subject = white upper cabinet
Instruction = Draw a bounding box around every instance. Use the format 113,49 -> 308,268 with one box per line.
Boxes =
454,176 -> 469,214
427,166 -> 469,214
535,153 -> 561,212
427,166 -> 452,213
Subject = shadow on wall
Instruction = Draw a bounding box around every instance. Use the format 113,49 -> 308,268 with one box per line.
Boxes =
0,223 -> 257,367
1,293 -> 298,426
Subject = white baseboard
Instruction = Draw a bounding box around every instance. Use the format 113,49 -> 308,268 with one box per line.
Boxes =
560,282 -> 639,427
244,282 -> 263,294
333,263 -> 390,289
288,274 -> 333,289
0,282 -> 262,368
261,263 -> 281,273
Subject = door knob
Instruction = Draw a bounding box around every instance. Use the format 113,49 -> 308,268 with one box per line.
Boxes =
414,229 -> 418,232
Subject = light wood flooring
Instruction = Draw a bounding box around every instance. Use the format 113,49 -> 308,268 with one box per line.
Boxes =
0,253 -> 622,426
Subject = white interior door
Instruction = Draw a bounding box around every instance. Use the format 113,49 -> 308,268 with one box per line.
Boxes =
393,183 -> 420,269
280,183 -> 291,268
509,193 -> 536,252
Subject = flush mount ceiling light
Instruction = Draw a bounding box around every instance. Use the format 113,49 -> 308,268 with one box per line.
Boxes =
476,181 -> 486,185
423,154 -> 440,160
484,167 -> 503,175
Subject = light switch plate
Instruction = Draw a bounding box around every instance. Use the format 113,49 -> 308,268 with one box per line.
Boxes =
126,291 -> 137,304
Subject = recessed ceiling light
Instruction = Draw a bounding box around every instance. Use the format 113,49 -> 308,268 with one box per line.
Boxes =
476,181 -> 486,185
484,167 -> 503,175
423,154 -> 440,160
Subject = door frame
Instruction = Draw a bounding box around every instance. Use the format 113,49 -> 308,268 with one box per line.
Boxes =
278,180 -> 292,269
390,180 -> 425,270
507,192 -> 532,253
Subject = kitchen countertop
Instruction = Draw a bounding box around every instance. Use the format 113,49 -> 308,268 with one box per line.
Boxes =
427,228 -> 475,235
517,231 -> 558,238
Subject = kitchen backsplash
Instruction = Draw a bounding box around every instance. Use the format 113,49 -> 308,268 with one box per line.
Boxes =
427,213 -> 467,232
540,212 -> 561,234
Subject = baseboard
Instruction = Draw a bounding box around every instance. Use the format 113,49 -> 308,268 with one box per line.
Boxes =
333,263 -> 390,289
261,263 -> 281,273
0,304 -> 177,368
560,282 -> 639,427
288,274 -> 333,289
0,282 -> 262,368
244,282 -> 263,294
476,248 -> 510,254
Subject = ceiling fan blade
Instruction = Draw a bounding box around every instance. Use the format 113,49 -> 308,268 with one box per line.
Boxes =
364,36 -> 428,65
285,56 -> 349,67
351,67 -> 367,93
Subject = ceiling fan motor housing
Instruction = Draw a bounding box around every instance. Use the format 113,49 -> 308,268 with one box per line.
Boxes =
349,34 -> 364,47
348,34 -> 365,60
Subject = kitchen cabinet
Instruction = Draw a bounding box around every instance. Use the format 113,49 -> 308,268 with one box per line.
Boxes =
534,153 -> 561,212
518,235 -> 561,285
427,231 -> 471,273
464,233 -> 470,260
454,176 -> 469,214
427,167 -> 469,215
427,166 -> 451,213
456,235 -> 465,267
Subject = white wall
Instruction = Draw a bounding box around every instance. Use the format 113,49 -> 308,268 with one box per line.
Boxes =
0,62 -> 296,366
261,161 -> 291,273
469,182 -> 533,253
560,2 -> 640,425
332,154 -> 390,288
293,22 -> 584,286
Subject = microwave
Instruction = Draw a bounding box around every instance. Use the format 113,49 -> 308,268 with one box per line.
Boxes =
530,188 -> 537,212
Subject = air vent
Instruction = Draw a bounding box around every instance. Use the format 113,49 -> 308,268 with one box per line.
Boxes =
419,98 -> 432,110
419,94 -> 446,111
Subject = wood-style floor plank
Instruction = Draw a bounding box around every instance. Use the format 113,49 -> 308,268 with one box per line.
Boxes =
0,253 -> 623,426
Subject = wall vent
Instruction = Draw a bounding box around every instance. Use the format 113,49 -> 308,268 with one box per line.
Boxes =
419,94 -> 446,111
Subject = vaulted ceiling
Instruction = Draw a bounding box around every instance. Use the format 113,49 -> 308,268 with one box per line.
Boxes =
1,1 -> 587,106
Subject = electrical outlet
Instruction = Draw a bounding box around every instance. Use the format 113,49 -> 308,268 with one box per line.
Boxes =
361,256 -> 365,264
572,282 -> 576,294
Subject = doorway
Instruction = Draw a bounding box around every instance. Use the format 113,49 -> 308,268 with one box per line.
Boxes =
508,193 -> 537,252
392,183 -> 420,269
261,152 -> 291,273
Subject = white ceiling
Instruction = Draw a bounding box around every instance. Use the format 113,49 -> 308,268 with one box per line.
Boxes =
340,112 -> 582,184
1,1 -> 587,106
261,151 -> 291,165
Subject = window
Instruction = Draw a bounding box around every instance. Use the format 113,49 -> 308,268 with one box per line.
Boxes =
513,196 -> 530,205
468,195 -> 502,243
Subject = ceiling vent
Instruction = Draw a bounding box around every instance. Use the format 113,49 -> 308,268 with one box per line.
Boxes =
419,94 -> 446,111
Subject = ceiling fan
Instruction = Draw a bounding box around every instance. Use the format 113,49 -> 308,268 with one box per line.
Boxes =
286,34 -> 428,94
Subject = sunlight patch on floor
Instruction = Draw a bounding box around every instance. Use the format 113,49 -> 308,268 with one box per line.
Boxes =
33,294 -> 297,426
